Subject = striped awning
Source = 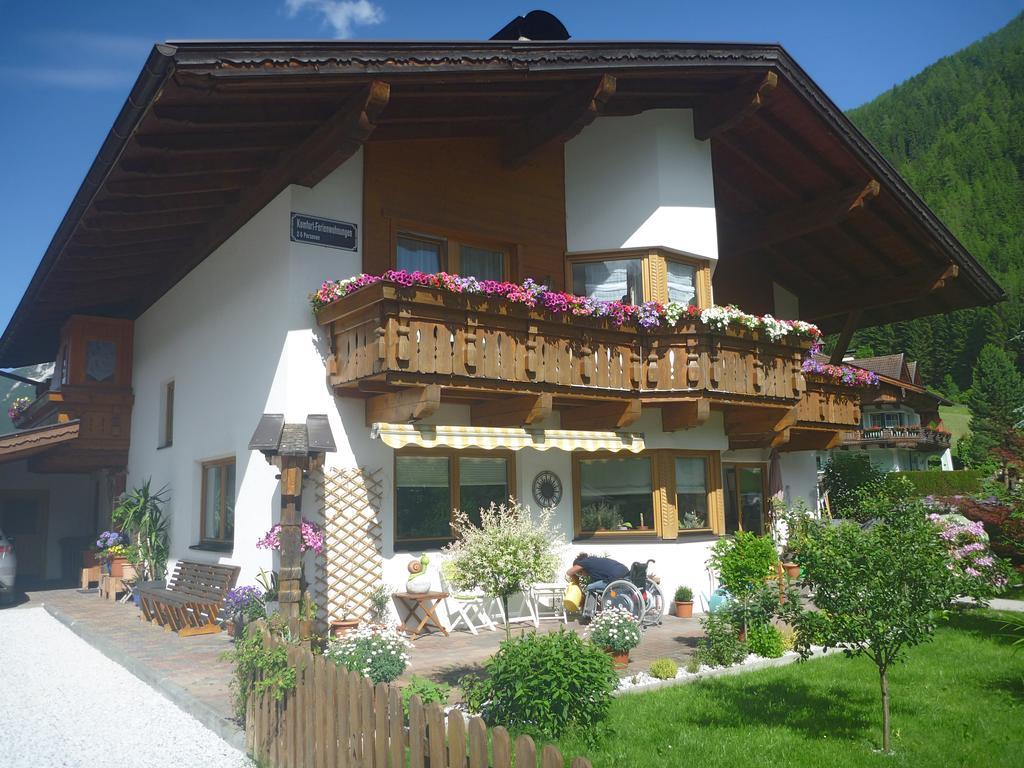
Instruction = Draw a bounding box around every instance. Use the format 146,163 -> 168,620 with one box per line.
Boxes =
370,423 -> 646,453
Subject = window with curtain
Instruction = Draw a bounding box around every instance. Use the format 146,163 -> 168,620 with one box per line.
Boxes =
571,258 -> 643,304
201,459 -> 235,544
395,452 -> 511,547
666,260 -> 698,305
459,245 -> 505,281
675,456 -> 709,530
724,464 -> 765,535
578,456 -> 654,533
396,235 -> 443,273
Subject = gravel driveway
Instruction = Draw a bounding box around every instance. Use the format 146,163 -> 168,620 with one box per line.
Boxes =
0,607 -> 253,768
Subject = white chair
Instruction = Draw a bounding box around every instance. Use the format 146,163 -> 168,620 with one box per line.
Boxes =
440,562 -> 498,635
529,582 -> 568,624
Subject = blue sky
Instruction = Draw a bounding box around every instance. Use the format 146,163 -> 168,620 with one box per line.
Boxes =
1,0 -> 1021,339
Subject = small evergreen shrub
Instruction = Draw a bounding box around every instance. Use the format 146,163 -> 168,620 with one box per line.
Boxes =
684,657 -> 701,674
401,675 -> 450,717
778,624 -> 797,652
746,624 -> 785,658
326,625 -> 411,684
460,629 -> 617,741
695,612 -> 748,667
648,658 -> 679,680
673,585 -> 693,602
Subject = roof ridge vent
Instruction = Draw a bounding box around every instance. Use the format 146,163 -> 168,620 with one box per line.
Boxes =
490,10 -> 570,41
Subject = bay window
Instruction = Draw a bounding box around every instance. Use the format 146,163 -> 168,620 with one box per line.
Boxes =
566,247 -> 711,307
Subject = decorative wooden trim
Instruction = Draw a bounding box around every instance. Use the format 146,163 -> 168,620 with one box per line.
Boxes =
694,71 -> 777,140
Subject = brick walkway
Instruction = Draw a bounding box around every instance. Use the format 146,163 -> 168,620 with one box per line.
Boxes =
15,586 -> 703,722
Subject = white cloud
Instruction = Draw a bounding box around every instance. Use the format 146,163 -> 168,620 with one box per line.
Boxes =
285,0 -> 385,39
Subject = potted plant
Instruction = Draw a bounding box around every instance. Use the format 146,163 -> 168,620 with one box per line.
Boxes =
95,530 -> 131,576
223,585 -> 266,639
673,585 -> 694,618
256,569 -> 279,615
111,481 -> 170,583
588,606 -> 641,669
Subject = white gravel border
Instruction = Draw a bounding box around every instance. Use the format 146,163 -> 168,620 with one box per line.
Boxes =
0,607 -> 253,768
616,646 -> 841,695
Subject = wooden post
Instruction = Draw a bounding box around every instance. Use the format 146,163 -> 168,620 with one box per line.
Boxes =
279,457 -> 304,619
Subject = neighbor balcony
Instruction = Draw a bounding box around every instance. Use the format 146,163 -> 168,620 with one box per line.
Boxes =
842,425 -> 952,451
316,282 -> 862,445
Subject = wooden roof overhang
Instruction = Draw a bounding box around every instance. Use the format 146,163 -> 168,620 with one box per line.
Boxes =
0,41 -> 1004,367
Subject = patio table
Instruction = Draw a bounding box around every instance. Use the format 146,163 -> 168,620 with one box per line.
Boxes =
394,590 -> 449,641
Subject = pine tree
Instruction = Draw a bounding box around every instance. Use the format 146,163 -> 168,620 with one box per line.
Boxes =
965,344 -> 1024,473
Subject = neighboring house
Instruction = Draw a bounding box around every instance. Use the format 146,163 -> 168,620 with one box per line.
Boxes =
0,30 -> 1003,610
819,354 -> 954,472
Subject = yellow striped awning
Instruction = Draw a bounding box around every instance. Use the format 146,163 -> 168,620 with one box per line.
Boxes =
370,423 -> 646,453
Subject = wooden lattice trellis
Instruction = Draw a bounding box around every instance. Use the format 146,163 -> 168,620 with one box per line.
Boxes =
315,466 -> 384,626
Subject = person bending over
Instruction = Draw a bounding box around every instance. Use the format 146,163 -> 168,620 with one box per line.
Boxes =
566,552 -> 629,595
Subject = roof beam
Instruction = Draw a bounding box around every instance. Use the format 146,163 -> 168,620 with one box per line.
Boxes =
82,208 -> 216,232
105,171 -> 258,197
723,180 -> 880,255
502,74 -> 616,169
694,71 -> 777,140
364,384 -> 440,426
119,150 -> 276,176
72,224 -> 204,248
471,393 -> 552,428
94,190 -> 242,214
829,310 -> 862,364
292,80 -> 391,187
805,264 -> 959,320
559,399 -> 640,431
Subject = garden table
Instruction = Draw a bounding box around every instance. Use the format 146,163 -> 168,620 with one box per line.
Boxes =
393,590 -> 449,640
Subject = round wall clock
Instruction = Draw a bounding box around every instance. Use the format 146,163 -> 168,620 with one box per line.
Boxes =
532,470 -> 563,508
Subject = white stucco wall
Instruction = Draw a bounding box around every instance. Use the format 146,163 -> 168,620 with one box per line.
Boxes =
0,460 -> 100,580
772,283 -> 800,320
564,110 -> 718,261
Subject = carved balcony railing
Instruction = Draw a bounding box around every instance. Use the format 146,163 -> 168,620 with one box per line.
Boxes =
842,426 -> 952,450
316,283 -> 862,435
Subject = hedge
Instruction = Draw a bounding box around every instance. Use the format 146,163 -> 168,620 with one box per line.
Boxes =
894,470 -> 984,497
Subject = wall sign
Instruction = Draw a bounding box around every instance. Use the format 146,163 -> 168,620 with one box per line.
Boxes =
290,213 -> 358,251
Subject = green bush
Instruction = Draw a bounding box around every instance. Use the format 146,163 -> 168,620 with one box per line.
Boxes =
673,585 -> 693,602
895,470 -> 984,497
684,656 -> 701,674
822,453 -> 884,519
648,658 -> 679,679
326,626 -> 411,684
746,624 -> 785,658
222,623 -> 296,722
401,675 -> 450,717
460,629 -> 618,741
695,612 -> 748,667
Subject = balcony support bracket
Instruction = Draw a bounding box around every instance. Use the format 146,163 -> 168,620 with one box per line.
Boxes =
365,384 -> 441,426
471,393 -> 553,428
661,398 -> 711,431
560,399 -> 641,430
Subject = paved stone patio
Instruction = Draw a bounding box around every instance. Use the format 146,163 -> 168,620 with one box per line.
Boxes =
11,586 -> 703,721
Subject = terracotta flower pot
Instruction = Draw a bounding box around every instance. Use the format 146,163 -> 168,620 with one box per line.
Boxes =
330,619 -> 360,638
674,600 -> 693,618
109,556 -> 129,578
606,648 -> 630,670
782,562 -> 801,582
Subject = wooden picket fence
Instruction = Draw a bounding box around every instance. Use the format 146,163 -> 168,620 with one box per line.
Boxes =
245,630 -> 592,768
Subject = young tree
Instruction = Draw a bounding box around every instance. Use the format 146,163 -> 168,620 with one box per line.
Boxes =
443,499 -> 564,640
788,484 -> 955,753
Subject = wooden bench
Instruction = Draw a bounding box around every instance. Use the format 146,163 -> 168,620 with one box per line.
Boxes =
137,560 -> 240,637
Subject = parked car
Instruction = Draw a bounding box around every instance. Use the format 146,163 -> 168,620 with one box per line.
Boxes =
0,529 -> 16,605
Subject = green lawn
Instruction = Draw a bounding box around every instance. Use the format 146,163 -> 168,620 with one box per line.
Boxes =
940,404 -> 972,451
553,610 -> 1023,767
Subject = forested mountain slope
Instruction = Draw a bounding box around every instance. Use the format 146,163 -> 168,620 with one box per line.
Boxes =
842,12 -> 1023,394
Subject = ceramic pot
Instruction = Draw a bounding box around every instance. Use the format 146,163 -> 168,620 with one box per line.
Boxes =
406,574 -> 431,594
674,601 -> 693,619
782,562 -> 801,582
606,648 -> 629,670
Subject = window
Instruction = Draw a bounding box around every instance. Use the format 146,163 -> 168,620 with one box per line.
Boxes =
723,463 -> 766,535
159,380 -> 174,448
577,456 -> 655,533
566,247 -> 711,307
868,412 -> 905,428
201,458 -> 235,545
571,258 -> 644,304
675,456 -> 710,530
394,451 -> 513,548
394,225 -> 511,280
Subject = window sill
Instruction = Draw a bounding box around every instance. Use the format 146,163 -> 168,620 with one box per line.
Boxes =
190,542 -> 233,554
394,540 -> 452,552
157,443 -> 172,451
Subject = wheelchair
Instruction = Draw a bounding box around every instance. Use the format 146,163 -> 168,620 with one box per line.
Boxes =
581,559 -> 663,628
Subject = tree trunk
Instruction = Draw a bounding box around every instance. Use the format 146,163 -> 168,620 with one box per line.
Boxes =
502,594 -> 511,641
879,665 -> 891,753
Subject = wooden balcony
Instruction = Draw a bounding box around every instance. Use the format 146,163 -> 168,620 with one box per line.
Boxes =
317,283 -> 861,446
842,426 -> 952,451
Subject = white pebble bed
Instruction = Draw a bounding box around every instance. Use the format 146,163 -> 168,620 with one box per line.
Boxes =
0,607 -> 253,768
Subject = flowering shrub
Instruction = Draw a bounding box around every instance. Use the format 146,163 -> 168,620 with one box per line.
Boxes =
310,270 -> 822,341
326,625 -> 411,684
7,396 -> 32,422
931,494 -> 1024,566
256,519 -> 325,554
588,606 -> 642,653
95,530 -> 129,560
224,586 -> 266,621
927,511 -> 1009,601
442,498 -> 564,639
